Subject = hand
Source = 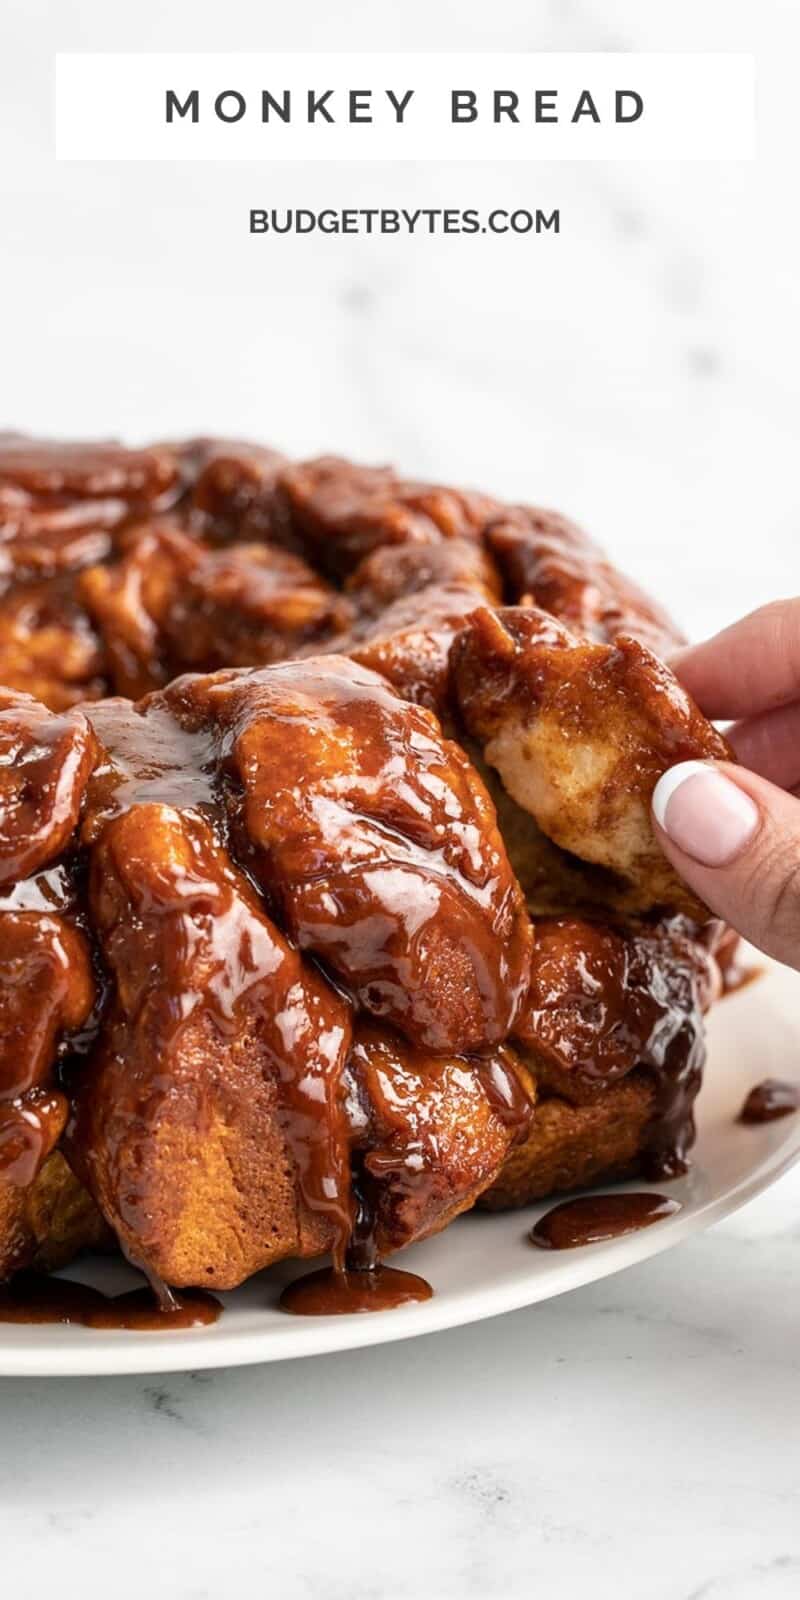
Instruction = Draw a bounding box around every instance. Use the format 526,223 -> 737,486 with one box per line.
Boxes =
652,599 -> 800,969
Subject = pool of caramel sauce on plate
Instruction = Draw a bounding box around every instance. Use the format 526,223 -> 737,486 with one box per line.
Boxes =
280,1264 -> 432,1316
0,1272 -> 220,1330
530,1191 -> 681,1250
739,1079 -> 800,1124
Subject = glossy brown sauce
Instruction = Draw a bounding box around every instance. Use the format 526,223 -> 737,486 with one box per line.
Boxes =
475,1050 -> 535,1136
514,916 -> 715,1181
485,505 -> 681,657
76,692 -> 356,1262
82,700 -> 222,837
279,1264 -> 432,1316
200,653 -> 533,1057
0,1271 -> 220,1329
68,664 -> 534,1280
530,1191 -> 681,1250
0,699 -> 101,1184
739,1079 -> 800,1124
0,1090 -> 67,1186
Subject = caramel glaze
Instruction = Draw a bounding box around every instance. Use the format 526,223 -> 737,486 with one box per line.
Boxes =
513,917 -> 718,1180
281,1031 -> 531,1315
75,695 -> 355,1263
278,454 -> 500,579
335,539 -> 500,715
59,673 -> 531,1293
531,1191 -> 681,1250
0,692 -> 99,1184
343,1024 -> 533,1261
0,434 -> 179,500
0,654 -> 704,1314
0,1271 -> 220,1329
182,437 -> 288,546
484,504 -> 683,658
0,691 -> 97,885
77,520 -> 354,702
0,1090 -> 68,1188
167,655 -> 533,1054
739,1080 -> 800,1124
279,1264 -> 432,1316
450,604 -> 731,926
0,559 -> 536,1306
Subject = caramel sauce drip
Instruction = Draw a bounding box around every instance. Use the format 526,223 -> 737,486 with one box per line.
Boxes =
0,1271 -> 220,1329
531,1191 -> 681,1250
0,694 -> 98,1182
71,667 -> 532,1288
1,660 -> 533,1312
279,1264 -> 432,1317
513,915 -> 716,1180
78,696 -> 355,1260
739,1079 -> 800,1124
0,1090 -> 67,1187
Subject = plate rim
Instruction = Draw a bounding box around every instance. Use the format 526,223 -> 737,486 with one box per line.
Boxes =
1,965 -> 797,1378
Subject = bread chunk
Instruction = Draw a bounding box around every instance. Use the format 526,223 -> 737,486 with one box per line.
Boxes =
453,606 -> 731,918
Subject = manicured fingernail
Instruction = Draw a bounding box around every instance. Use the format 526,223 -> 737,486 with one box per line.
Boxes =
652,761 -> 759,867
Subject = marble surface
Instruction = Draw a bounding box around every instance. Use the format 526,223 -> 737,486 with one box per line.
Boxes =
2,0 -> 798,646
2,1170 -> 800,1600
2,0 -> 800,1595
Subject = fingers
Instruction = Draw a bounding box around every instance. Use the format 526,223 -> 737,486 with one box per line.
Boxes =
727,702 -> 800,792
671,599 -> 800,719
651,760 -> 800,971
660,602 -> 800,967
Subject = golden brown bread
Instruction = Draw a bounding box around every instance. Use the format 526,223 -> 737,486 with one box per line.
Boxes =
69,799 -> 354,1286
485,502 -> 683,657
347,1026 -> 535,1255
66,782 -> 534,1285
483,915 -> 719,1204
452,606 -> 732,919
0,577 -> 106,709
59,660 -> 533,1287
277,455 -> 500,576
481,1075 -> 656,1208
0,1151 -> 109,1278
343,541 -> 497,714
79,519 -> 353,699
166,655 -> 532,1052
0,688 -> 97,884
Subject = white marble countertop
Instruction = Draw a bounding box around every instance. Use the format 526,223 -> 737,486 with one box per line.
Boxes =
2,1168 -> 799,1600
2,0 -> 800,1594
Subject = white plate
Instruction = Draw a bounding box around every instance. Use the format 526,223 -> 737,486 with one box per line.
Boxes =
2,951 -> 798,1377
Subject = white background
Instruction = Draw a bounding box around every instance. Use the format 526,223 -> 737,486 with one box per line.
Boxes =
1,1 -> 797,644
2,3 -> 800,1598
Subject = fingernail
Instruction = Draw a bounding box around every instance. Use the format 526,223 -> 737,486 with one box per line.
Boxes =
652,761 -> 759,867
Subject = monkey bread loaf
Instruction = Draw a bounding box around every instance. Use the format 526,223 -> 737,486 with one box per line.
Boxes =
0,435 -> 730,1295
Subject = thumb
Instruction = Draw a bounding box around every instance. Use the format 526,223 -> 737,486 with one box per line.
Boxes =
652,760 -> 800,971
